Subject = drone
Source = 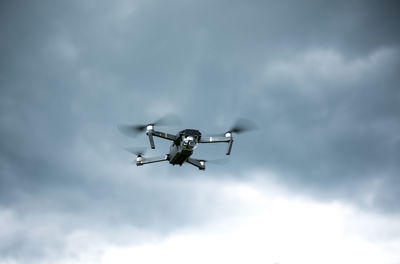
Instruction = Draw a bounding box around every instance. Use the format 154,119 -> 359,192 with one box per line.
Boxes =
119,115 -> 255,170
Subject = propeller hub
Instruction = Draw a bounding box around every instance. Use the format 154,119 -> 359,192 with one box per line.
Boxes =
224,132 -> 232,138
146,124 -> 154,131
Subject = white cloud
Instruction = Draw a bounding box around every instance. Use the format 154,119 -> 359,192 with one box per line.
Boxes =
96,171 -> 400,264
2,171 -> 399,264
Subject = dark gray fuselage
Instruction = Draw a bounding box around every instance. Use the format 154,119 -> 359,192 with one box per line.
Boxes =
168,129 -> 201,165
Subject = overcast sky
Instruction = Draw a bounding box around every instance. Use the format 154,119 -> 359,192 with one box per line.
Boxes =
1,0 -> 400,263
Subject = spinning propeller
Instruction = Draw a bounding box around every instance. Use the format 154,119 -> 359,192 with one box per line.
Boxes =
118,113 -> 180,137
125,147 -> 146,157
200,158 -> 229,165
125,147 -> 147,163
225,118 -> 258,135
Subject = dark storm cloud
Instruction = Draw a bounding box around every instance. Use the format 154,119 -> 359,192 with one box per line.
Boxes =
251,48 -> 400,209
1,0 -> 400,262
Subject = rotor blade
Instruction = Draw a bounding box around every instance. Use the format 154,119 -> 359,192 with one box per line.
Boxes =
118,124 -> 147,137
207,118 -> 258,137
153,113 -> 181,126
202,158 -> 229,165
229,118 -> 257,134
125,147 -> 147,156
118,114 -> 180,137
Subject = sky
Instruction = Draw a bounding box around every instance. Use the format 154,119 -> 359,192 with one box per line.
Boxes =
1,0 -> 400,263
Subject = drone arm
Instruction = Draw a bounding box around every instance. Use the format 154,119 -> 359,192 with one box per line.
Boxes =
150,130 -> 177,141
137,155 -> 169,166
199,136 -> 234,155
186,157 -> 205,170
146,130 -> 177,149
199,136 -> 230,143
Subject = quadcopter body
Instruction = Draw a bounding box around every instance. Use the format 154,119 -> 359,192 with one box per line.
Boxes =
120,117 -> 253,170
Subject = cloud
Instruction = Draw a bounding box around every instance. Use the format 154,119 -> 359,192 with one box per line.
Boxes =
98,176 -> 400,264
264,47 -> 398,88
1,1 -> 400,263
243,47 -> 400,211
4,171 -> 394,264
2,171 -> 400,264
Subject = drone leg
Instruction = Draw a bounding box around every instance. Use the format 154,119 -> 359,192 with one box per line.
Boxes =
137,155 -> 169,166
186,158 -> 205,170
147,132 -> 155,149
226,139 -> 234,155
